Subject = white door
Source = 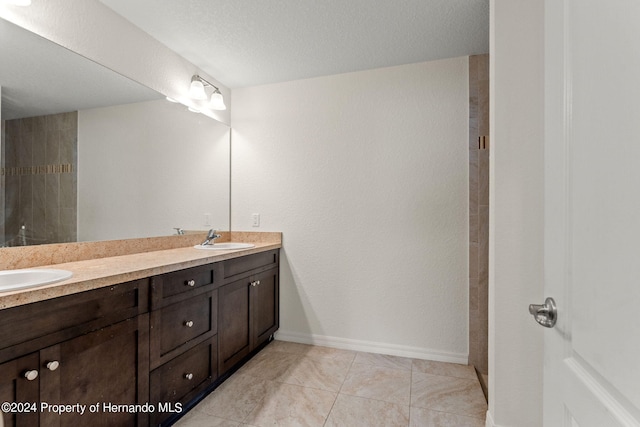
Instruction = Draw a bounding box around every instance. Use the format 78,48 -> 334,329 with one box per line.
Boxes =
541,0 -> 640,425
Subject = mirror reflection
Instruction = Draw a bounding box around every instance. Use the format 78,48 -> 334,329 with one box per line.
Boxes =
0,18 -> 230,246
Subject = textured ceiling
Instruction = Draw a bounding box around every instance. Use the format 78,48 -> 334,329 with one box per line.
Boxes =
100,0 -> 489,89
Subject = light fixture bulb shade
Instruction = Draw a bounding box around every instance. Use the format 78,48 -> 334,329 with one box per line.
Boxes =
209,92 -> 227,110
189,77 -> 207,100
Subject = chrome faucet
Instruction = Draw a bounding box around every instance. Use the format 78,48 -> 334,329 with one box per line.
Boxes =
201,229 -> 221,246
174,227 -> 185,235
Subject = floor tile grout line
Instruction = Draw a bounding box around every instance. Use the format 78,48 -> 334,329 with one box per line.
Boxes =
335,350 -> 357,395
319,349 -> 359,426
321,392 -> 340,427
409,366 -> 414,426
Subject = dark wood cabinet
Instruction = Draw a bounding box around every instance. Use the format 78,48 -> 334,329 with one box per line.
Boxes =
0,279 -> 148,365
150,291 -> 218,369
149,264 -> 221,426
39,315 -> 149,427
0,279 -> 149,427
0,248 -> 279,427
218,250 -> 279,375
149,337 -> 217,427
251,268 -> 279,350
0,353 -> 39,427
150,263 -> 221,310
218,278 -> 251,373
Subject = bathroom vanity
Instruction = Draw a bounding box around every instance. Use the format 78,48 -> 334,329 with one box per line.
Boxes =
0,235 -> 280,427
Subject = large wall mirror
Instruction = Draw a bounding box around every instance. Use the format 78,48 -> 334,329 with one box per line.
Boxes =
0,18 -> 230,247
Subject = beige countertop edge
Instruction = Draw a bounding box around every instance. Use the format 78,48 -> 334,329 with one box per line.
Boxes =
0,242 -> 281,310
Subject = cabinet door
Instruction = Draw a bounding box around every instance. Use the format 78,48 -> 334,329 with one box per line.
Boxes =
251,268 -> 279,350
0,353 -> 39,427
218,279 -> 251,375
39,315 -> 149,427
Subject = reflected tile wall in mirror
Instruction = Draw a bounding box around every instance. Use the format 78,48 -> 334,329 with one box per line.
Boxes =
2,111 -> 77,246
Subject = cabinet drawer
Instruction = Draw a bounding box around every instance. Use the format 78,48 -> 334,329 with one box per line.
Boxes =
223,250 -> 278,280
0,279 -> 148,364
150,291 -> 217,368
151,263 -> 221,308
150,337 -> 217,426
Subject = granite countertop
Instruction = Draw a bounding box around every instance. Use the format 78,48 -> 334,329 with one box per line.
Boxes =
0,232 -> 281,310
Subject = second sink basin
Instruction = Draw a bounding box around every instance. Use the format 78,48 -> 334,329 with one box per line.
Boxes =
194,242 -> 255,250
0,268 -> 73,292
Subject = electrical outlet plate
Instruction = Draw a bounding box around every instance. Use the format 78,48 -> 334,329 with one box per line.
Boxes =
252,213 -> 260,227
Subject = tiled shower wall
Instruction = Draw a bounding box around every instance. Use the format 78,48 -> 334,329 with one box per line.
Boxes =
1,112 -> 78,246
469,54 -> 489,379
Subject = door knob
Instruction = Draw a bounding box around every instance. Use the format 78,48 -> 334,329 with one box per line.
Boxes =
528,297 -> 557,328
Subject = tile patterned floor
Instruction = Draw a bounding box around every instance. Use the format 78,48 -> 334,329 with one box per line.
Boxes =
175,341 -> 487,427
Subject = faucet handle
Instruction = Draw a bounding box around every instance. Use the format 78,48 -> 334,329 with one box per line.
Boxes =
174,228 -> 185,235
201,229 -> 222,246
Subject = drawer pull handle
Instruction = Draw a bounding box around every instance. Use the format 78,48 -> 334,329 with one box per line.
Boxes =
46,361 -> 60,371
186,280 -> 196,287
184,373 -> 193,380
24,370 -> 38,381
184,320 -> 194,328
251,280 -> 261,287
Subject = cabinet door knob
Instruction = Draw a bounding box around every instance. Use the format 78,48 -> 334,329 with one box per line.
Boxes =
184,320 -> 194,328
256,280 -> 260,286
24,370 -> 38,381
184,373 -> 193,380
186,280 -> 196,287
46,361 -> 60,371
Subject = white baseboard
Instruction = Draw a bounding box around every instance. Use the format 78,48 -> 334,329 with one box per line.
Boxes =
274,330 -> 468,364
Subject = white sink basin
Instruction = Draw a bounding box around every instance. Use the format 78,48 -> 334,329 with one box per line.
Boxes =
194,242 -> 255,250
0,269 -> 73,292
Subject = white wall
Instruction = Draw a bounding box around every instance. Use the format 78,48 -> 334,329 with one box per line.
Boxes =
0,0 -> 230,125
489,0 -> 544,425
232,58 -> 469,361
78,99 -> 230,241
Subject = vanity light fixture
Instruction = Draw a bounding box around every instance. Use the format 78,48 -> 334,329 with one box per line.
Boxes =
188,75 -> 207,100
189,74 -> 227,110
209,91 -> 226,110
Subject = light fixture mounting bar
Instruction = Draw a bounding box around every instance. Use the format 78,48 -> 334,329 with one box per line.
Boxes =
193,74 -> 221,93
